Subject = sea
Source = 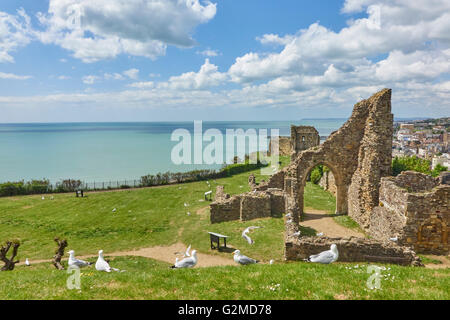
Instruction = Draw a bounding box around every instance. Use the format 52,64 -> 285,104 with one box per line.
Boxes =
0,120 -> 345,184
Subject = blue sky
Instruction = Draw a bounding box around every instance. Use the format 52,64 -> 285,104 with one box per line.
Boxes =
0,0 -> 449,122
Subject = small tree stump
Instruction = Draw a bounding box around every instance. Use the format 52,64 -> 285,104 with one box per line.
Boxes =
52,238 -> 68,270
0,241 -> 20,271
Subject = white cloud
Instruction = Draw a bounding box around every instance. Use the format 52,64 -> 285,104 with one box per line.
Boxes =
256,34 -> 294,46
36,0 -> 217,62
0,9 -> 33,63
229,0 -> 450,84
157,59 -> 227,90
82,75 -> 100,84
104,73 -> 124,80
0,71 -> 32,80
197,48 -> 220,57
123,68 -> 139,80
128,81 -> 154,89
57,75 -> 70,80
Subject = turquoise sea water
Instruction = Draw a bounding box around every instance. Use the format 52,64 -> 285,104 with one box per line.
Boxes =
0,120 -> 344,183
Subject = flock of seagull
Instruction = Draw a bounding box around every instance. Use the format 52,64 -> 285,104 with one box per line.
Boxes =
30,193 -> 340,270
66,249 -> 124,272
169,221 -> 340,268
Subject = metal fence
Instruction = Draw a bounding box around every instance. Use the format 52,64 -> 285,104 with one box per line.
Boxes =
78,179 -> 142,190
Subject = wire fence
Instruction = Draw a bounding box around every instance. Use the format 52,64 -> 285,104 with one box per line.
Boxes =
0,161 -> 268,197
79,179 -> 143,190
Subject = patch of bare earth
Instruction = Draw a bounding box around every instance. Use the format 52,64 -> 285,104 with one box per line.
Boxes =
301,207 -> 365,238
423,255 -> 450,269
18,243 -> 235,268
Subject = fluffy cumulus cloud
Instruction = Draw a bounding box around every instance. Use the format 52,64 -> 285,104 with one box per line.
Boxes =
0,9 -> 33,63
36,0 -> 216,62
1,0 -> 449,119
157,59 -> 227,90
224,0 -> 450,114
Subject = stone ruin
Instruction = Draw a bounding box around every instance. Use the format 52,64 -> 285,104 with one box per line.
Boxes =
369,171 -> 449,255
210,89 -> 449,264
269,125 -> 320,157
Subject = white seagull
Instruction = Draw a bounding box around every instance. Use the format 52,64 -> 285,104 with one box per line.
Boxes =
269,259 -> 274,265
112,208 -> 117,212
242,226 -> 261,245
171,250 -> 198,268
233,250 -> 258,265
41,196 -> 45,200
25,258 -> 30,266
68,250 -> 91,268
95,250 -> 119,272
307,244 -> 339,264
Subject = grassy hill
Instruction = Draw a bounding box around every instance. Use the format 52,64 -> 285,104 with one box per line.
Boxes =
0,162 -> 448,300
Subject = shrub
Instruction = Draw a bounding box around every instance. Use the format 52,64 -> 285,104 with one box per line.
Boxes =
392,156 -> 432,176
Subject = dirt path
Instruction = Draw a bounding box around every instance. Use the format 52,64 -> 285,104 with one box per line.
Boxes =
17,243 -> 235,268
421,255 -> 450,269
301,207 -> 365,238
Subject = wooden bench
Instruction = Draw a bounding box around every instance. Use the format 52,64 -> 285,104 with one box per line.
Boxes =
208,232 -> 228,251
76,190 -> 84,197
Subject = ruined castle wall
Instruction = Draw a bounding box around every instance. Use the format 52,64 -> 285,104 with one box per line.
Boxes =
403,186 -> 449,254
240,192 -> 272,221
210,195 -> 241,224
266,188 -> 286,217
348,89 -> 393,229
368,171 -> 450,255
267,170 -> 285,190
319,171 -> 337,196
285,236 -> 423,266
270,137 -> 292,156
210,185 -> 289,223
391,171 -> 440,192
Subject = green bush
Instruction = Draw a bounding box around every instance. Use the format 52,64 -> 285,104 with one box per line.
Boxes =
432,164 -> 448,177
392,156 -> 448,177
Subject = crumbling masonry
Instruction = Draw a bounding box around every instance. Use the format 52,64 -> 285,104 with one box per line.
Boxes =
210,89 -> 449,264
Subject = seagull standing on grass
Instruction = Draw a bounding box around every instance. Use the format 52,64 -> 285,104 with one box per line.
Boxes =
242,226 -> 261,245
307,244 -> 339,264
95,250 -> 119,272
25,258 -> 30,266
171,250 -> 198,268
68,250 -> 91,268
233,250 -> 258,265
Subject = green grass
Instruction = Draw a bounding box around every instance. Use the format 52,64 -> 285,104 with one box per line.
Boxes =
1,159 -> 448,300
1,256 -> 448,300
418,255 -> 443,265
332,215 -> 366,235
303,182 -> 336,213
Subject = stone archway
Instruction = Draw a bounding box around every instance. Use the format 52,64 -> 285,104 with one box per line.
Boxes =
296,155 -> 348,218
